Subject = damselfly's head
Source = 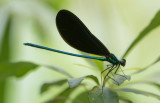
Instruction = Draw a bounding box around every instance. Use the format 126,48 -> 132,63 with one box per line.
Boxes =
120,59 -> 126,67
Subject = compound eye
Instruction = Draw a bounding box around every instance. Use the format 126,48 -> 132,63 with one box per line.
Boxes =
121,59 -> 126,66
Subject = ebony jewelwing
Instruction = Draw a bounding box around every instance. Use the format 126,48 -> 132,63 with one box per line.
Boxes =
24,9 -> 126,87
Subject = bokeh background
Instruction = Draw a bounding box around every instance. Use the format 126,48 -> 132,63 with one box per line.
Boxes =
0,0 -> 160,103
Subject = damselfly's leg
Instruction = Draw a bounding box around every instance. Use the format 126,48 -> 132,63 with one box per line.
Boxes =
101,65 -> 112,85
101,65 -> 113,94
103,65 -> 119,85
103,65 -> 115,81
102,65 -> 117,88
101,65 -> 112,74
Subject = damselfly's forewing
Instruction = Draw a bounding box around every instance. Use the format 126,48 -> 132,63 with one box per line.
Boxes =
56,10 -> 110,56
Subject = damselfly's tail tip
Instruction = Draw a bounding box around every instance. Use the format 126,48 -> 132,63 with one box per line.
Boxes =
24,43 -> 30,46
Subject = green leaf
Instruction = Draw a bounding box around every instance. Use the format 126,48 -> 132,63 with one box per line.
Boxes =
0,15 -> 12,61
79,52 -> 103,71
145,82 -> 160,90
74,64 -> 99,72
103,87 -> 119,103
0,61 -> 38,82
41,79 -> 66,94
0,80 -> 5,103
67,75 -> 99,88
113,75 -> 131,85
129,81 -> 160,91
117,88 -> 160,100
32,19 -> 49,44
42,0 -> 70,11
0,13 -> 12,103
122,10 -> 160,58
133,56 -> 160,74
72,91 -> 90,103
92,59 -> 104,71
88,86 -> 103,103
45,87 -> 78,103
45,65 -> 73,78
88,86 -> 119,103
119,96 -> 133,103
89,54 -> 104,71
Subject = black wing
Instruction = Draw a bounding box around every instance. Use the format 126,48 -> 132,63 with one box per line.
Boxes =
56,10 -> 110,56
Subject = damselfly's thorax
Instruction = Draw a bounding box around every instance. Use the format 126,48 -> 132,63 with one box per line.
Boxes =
107,54 -> 126,66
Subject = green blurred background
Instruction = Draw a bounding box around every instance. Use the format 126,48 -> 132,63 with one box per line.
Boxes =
0,0 -> 160,103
